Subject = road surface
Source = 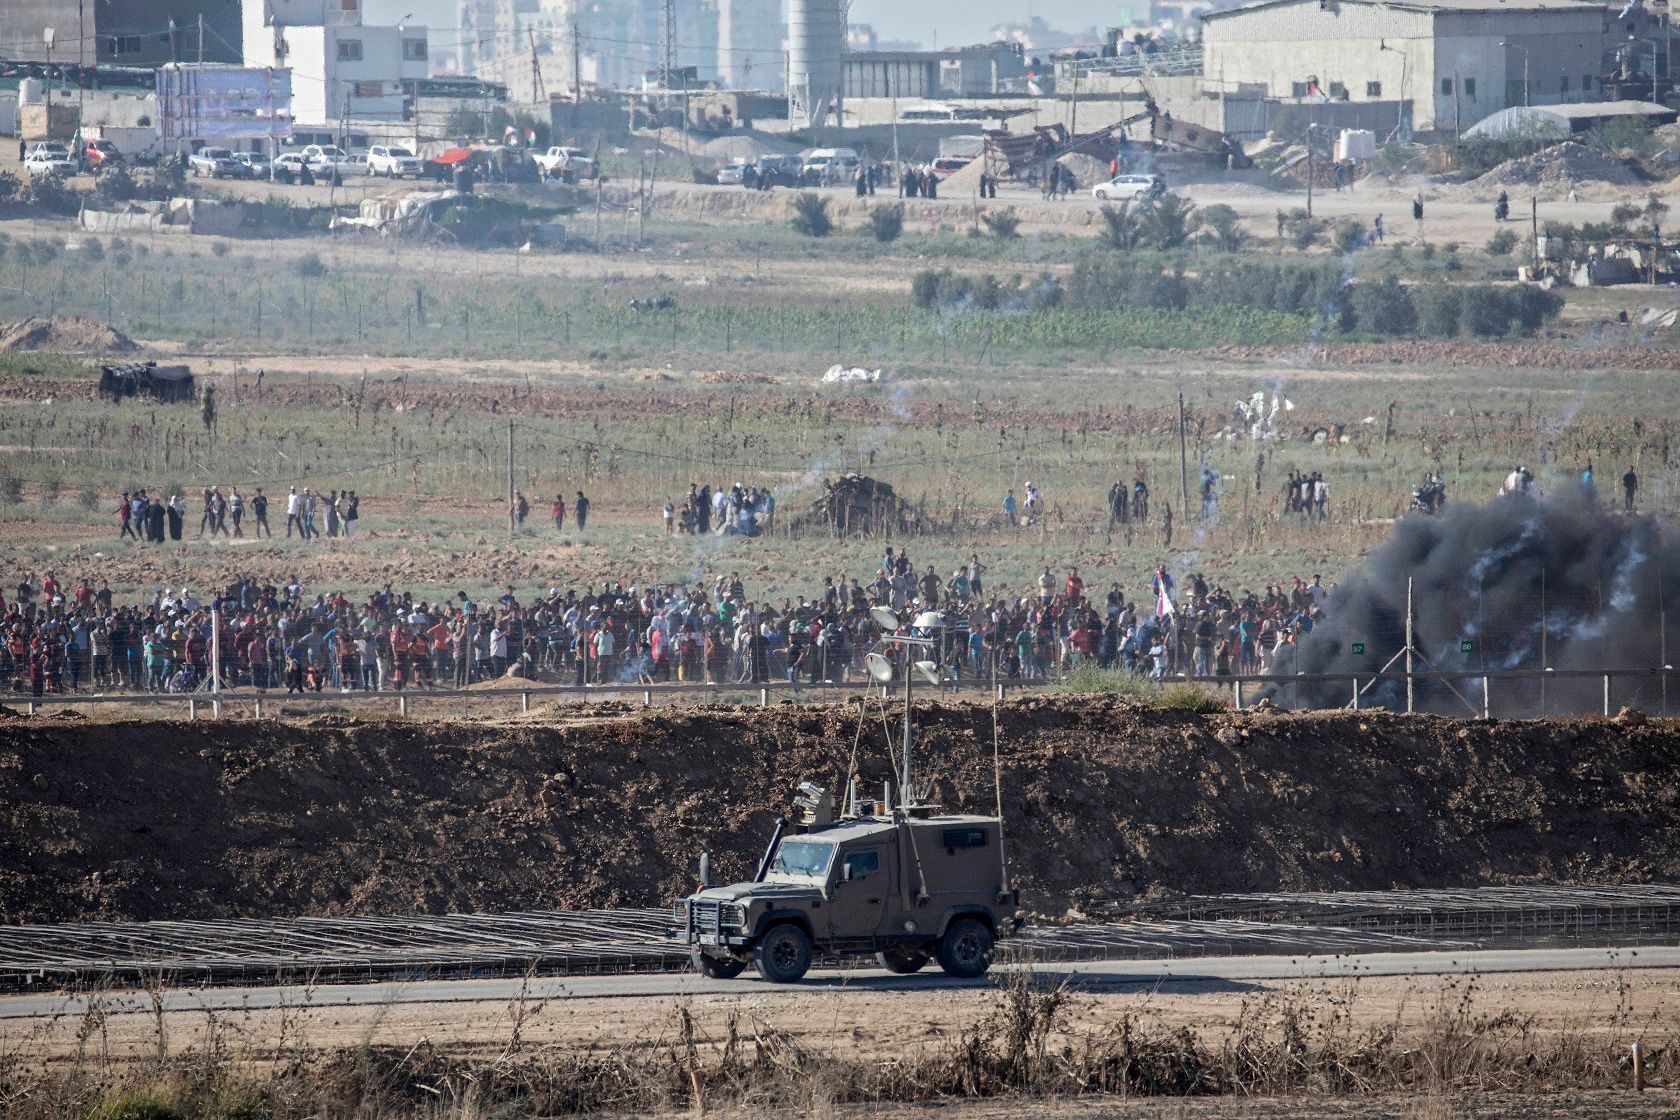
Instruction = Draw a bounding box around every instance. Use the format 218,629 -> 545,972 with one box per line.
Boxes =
2,944 -> 1671,1023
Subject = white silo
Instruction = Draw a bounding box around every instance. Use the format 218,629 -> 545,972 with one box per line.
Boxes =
787,0 -> 843,131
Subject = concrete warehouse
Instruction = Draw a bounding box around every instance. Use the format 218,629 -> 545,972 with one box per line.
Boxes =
1201,0 -> 1649,134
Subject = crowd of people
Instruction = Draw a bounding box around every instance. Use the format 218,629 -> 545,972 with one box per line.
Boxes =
117,487 -> 360,542
1,547 -> 1331,699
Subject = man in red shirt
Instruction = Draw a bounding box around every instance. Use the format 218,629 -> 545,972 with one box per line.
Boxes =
1065,568 -> 1084,604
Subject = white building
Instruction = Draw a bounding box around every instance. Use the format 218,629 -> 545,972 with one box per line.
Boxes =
1201,0 -> 1609,134
243,0 -> 430,127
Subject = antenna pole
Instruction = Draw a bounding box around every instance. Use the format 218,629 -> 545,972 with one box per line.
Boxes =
901,645 -> 913,808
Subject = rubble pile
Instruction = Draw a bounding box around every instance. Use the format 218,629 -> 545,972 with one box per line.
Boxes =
792,474 -> 923,537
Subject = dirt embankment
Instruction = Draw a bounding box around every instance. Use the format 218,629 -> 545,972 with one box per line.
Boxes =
2,699 -> 1678,925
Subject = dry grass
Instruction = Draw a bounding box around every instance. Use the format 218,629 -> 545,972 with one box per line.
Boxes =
3,967 -> 1673,1119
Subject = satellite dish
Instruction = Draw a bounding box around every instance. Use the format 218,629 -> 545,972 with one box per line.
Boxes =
914,659 -> 942,685
912,610 -> 946,630
866,652 -> 895,683
869,606 -> 900,631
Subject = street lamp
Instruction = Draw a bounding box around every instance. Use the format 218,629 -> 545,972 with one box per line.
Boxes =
1500,40 -> 1530,106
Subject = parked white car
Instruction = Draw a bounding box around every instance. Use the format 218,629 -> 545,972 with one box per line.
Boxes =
534,146 -> 595,180
1092,173 -> 1165,202
367,145 -> 424,178
189,147 -> 241,178
300,144 -> 350,171
23,143 -> 78,176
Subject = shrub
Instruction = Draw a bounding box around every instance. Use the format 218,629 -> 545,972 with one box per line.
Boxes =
78,486 -> 101,511
81,236 -> 105,260
1351,276 -> 1417,337
1331,217 -> 1366,254
211,239 -> 230,257
1138,192 -> 1199,250
1486,229 -> 1518,256
0,169 -> 20,203
94,163 -> 138,203
1417,285 -> 1462,338
866,204 -> 903,243
789,191 -> 832,237
38,476 -> 62,506
0,477 -> 22,505
1286,211 -> 1326,250
1509,285 -> 1564,335
973,273 -> 1002,310
1098,202 -> 1143,250
1156,683 -> 1227,713
294,251 -> 327,278
1199,203 -> 1246,252
980,208 -> 1020,239
25,171 -> 78,214
1610,201 -> 1643,226
1461,286 -> 1512,337
910,268 -> 943,309
85,1089 -> 185,1120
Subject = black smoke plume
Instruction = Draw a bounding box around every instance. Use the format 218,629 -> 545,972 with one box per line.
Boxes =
1277,493 -> 1677,716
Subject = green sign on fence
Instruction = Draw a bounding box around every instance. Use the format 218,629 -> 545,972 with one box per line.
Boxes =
1460,639 -> 1475,653
1351,642 -> 1366,655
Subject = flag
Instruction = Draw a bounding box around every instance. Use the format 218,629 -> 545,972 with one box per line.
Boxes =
1155,583 -> 1174,618
522,127 -> 536,146
503,124 -> 518,144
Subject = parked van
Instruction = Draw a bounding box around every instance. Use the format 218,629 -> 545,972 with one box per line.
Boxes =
801,147 -> 860,178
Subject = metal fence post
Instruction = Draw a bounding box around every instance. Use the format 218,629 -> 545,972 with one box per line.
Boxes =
1482,675 -> 1491,720
643,689 -> 653,707
1604,673 -> 1611,716
759,687 -> 769,707
399,693 -> 409,717
189,698 -> 197,720
254,698 -> 263,720
1350,678 -> 1358,710
521,690 -> 531,713
1233,679 -> 1244,710
212,699 -> 221,720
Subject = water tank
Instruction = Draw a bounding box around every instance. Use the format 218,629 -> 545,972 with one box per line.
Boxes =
788,0 -> 844,130
18,77 -> 44,104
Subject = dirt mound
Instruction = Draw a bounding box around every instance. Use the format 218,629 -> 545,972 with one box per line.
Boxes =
3,699 -> 1678,925
0,315 -> 138,354
1468,142 -> 1640,191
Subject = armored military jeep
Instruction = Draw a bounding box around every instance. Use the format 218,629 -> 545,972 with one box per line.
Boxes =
673,783 -> 1020,983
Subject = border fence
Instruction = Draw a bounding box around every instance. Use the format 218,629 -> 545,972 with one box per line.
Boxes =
1,665 -> 1673,719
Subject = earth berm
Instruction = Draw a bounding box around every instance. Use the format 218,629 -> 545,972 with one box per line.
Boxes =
1,698 -> 1677,925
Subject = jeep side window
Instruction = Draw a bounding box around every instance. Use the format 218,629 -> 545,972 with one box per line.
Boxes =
941,827 -> 987,850
842,850 -> 880,880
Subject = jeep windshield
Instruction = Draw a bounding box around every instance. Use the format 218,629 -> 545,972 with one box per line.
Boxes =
769,839 -> 832,878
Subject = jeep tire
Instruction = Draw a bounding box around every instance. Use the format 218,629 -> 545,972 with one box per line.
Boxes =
876,948 -> 931,974
936,918 -> 993,979
692,949 -> 746,979
753,923 -> 813,983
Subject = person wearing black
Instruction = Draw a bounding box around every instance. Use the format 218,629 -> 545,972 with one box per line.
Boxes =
574,490 -> 590,531
344,491 -> 359,537
252,489 -> 271,537
1623,466 -> 1639,512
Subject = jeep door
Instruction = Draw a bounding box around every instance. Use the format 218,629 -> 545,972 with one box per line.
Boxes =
828,846 -> 891,939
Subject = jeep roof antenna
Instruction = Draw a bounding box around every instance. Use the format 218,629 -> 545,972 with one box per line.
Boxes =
866,606 -> 943,812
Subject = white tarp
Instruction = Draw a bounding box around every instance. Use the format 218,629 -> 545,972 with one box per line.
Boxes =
821,364 -> 883,383
1462,107 -> 1573,141
155,64 -> 293,141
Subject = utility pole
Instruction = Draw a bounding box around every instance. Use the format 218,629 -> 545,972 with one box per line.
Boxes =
506,418 -> 515,536
528,27 -> 546,101
1305,120 -> 1314,218
572,19 -> 581,107
197,13 -> 204,65
1177,391 -> 1189,513
1405,576 -> 1415,713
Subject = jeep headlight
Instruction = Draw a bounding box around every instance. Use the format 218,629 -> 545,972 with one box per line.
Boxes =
673,899 -> 690,922
728,902 -> 749,928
